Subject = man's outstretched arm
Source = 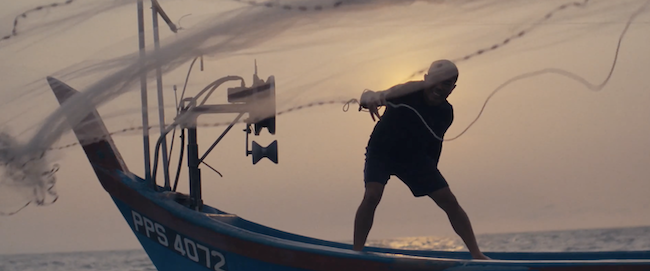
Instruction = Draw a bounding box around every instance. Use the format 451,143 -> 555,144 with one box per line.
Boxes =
359,81 -> 423,121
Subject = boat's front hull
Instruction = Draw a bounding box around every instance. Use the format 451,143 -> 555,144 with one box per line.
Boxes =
114,199 -> 313,271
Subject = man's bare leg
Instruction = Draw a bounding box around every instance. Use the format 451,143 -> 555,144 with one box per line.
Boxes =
428,187 -> 489,260
353,182 -> 385,251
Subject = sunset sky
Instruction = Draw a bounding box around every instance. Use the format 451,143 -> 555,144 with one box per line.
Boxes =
0,0 -> 649,255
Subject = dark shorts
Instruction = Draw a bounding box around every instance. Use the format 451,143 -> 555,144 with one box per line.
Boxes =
364,150 -> 449,197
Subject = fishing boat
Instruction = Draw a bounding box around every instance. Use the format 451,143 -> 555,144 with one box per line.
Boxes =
47,71 -> 650,271
43,1 -> 650,270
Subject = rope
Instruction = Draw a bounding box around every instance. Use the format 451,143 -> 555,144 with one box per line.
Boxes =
349,0 -> 646,142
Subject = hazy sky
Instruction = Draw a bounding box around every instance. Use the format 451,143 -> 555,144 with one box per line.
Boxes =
1,0 -> 649,255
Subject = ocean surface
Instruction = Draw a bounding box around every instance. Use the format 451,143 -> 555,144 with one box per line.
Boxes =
2,226 -> 649,271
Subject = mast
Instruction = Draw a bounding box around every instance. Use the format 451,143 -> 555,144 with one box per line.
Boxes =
136,0 -> 152,186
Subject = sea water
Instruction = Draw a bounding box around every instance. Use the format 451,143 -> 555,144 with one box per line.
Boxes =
2,226 -> 649,271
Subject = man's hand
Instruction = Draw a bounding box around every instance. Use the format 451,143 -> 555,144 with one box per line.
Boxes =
359,90 -> 386,122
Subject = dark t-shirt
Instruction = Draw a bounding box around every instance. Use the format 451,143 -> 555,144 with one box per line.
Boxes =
367,82 -> 454,165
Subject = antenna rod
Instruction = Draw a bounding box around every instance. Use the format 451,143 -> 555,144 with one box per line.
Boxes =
137,0 -> 152,186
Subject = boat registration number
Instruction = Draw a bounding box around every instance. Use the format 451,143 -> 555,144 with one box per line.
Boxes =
131,210 -> 228,271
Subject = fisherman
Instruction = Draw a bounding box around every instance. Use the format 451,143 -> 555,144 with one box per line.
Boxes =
354,59 -> 489,260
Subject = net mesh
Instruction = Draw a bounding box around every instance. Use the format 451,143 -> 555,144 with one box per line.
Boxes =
0,0 -> 648,215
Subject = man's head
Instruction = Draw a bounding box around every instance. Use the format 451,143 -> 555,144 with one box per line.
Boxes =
423,59 -> 458,105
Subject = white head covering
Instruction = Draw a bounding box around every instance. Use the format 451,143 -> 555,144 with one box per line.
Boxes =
425,59 -> 459,84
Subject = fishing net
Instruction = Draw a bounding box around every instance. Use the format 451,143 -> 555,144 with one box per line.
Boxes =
0,0 -> 648,215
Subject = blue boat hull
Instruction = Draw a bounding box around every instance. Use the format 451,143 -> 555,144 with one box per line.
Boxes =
113,199 -> 311,271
